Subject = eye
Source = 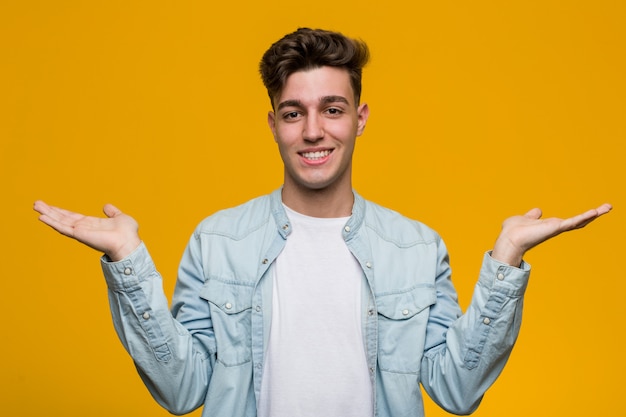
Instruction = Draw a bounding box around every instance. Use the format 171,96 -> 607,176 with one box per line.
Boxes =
282,111 -> 301,121
324,107 -> 344,117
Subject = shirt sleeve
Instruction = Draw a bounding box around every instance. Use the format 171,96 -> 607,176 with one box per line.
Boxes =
420,238 -> 531,414
101,239 -> 214,415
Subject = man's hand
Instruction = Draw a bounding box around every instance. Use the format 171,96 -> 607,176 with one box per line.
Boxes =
34,201 -> 142,262
491,203 -> 612,267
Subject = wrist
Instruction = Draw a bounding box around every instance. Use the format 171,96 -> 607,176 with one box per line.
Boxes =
491,238 -> 524,267
107,237 -> 142,262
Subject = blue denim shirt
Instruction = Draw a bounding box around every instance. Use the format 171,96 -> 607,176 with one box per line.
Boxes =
102,188 -> 530,417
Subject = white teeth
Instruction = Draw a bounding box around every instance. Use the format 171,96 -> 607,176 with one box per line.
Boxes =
301,150 -> 331,160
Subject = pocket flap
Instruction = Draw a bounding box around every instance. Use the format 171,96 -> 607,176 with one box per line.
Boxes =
376,286 -> 436,320
199,279 -> 254,314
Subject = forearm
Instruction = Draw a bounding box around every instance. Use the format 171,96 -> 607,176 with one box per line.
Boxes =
101,242 -> 213,415
421,252 -> 530,414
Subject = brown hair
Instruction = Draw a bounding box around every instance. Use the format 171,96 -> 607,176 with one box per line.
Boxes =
259,28 -> 370,108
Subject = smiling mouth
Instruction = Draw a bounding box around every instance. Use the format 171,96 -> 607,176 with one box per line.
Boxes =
300,150 -> 332,160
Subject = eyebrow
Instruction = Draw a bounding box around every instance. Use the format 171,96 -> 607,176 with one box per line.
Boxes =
276,99 -> 302,111
321,95 -> 350,106
276,95 -> 350,111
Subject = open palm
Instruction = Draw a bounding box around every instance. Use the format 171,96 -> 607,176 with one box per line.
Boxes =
33,201 -> 141,262
491,204 -> 612,266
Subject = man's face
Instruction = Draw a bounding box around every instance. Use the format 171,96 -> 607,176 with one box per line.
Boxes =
268,66 -> 369,196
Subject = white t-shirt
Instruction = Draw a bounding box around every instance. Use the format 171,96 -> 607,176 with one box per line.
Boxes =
258,206 -> 373,417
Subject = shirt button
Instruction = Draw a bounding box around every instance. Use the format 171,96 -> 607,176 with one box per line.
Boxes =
402,309 -> 410,316
225,303 -> 232,310
142,312 -> 150,320
344,226 -> 351,232
366,262 -> 372,269
282,224 -> 289,230
369,367 -> 375,374
123,267 -> 133,275
368,309 -> 375,316
256,306 -> 261,312
262,259 -> 269,264
483,317 -> 491,325
497,273 -> 505,281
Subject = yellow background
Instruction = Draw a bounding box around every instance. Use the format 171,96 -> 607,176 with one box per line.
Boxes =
2,1 -> 624,416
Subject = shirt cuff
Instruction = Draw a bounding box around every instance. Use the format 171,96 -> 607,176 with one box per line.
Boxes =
478,251 -> 531,297
100,241 -> 155,291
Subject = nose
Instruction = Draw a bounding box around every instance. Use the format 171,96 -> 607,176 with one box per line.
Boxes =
303,114 -> 324,142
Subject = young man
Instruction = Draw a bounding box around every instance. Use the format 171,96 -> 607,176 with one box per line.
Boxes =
34,28 -> 611,417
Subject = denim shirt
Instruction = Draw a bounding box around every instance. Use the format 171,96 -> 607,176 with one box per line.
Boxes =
102,188 -> 530,417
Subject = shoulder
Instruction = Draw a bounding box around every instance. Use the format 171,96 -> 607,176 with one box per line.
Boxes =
193,193 -> 274,239
362,199 -> 440,245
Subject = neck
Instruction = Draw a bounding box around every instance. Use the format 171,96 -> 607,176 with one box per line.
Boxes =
281,183 -> 354,218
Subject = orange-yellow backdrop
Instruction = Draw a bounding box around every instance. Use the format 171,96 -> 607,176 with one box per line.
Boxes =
2,1 -> 624,416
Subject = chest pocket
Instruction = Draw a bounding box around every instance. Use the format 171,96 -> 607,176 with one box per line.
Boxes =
200,279 -> 254,367
376,285 -> 437,374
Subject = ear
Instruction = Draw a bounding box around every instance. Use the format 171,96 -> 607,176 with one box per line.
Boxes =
267,111 -> 277,141
356,103 -> 369,136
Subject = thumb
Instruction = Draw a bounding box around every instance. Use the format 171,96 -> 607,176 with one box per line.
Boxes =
524,208 -> 542,220
103,204 -> 122,218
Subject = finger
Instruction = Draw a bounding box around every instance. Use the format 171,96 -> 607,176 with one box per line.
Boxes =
33,200 -> 48,214
33,200 -> 71,218
559,207 -> 608,231
37,212 -> 77,238
39,204 -> 85,225
103,204 -> 122,218
596,203 -> 613,216
524,208 -> 542,220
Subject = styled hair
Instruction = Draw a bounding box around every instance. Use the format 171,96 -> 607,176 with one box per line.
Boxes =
259,28 -> 370,108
